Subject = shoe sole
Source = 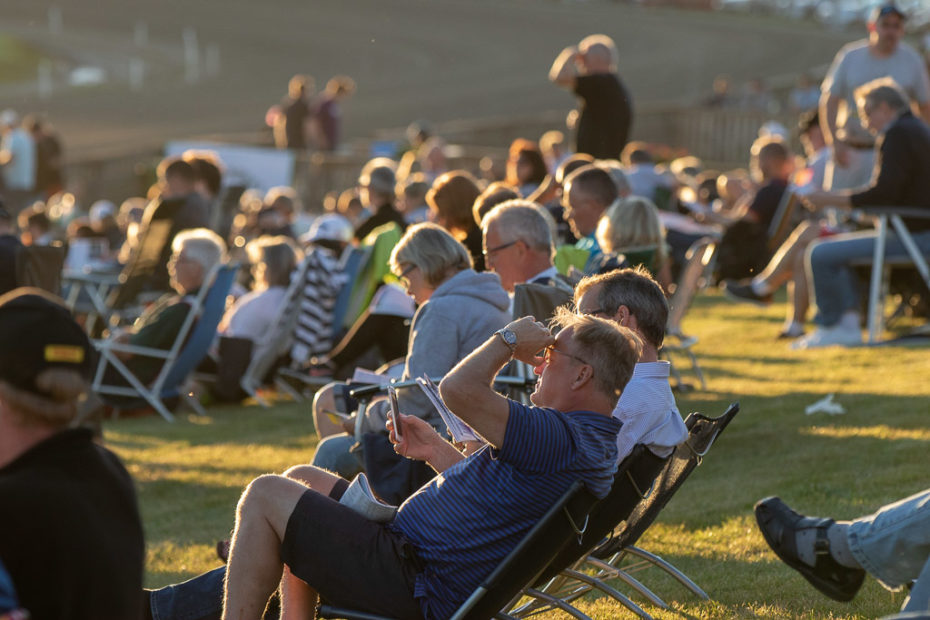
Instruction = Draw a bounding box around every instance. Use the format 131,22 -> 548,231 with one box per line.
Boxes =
723,288 -> 771,308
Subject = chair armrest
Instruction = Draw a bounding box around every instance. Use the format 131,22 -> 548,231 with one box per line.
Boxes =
858,207 -> 930,220
93,339 -> 173,359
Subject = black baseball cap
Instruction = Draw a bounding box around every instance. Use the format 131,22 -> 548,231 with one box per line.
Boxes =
0,288 -> 95,396
871,3 -> 906,21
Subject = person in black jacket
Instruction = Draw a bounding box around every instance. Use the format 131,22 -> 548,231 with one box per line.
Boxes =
0,289 -> 145,619
795,78 -> 930,348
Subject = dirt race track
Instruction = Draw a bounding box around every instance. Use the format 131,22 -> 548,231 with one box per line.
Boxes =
1,0 -> 857,159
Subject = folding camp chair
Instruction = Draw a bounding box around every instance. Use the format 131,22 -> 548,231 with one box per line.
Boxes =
853,208 -> 930,344
318,480 -> 599,620
91,263 -> 237,421
15,244 -> 66,294
517,403 -> 739,619
275,245 -> 373,401
237,258 -> 312,406
506,445 -> 668,620
662,237 -> 716,391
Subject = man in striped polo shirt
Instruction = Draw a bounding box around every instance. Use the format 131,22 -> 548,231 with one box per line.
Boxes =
219,309 -> 639,620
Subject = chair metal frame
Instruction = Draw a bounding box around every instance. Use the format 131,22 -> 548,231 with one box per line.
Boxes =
510,403 -> 740,620
858,208 -> 930,344
90,263 -> 237,421
662,237 -> 717,391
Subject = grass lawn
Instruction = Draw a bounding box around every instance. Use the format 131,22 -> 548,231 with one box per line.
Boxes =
104,289 -> 930,618
0,36 -> 48,84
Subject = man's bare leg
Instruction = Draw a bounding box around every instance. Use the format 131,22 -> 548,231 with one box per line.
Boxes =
754,221 -> 822,293
276,466 -> 344,619
222,475 -> 309,620
788,240 -> 812,327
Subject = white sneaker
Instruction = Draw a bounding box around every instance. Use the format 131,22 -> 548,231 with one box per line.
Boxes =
790,325 -> 862,350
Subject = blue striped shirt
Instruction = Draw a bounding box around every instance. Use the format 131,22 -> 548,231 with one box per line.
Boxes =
391,400 -> 621,619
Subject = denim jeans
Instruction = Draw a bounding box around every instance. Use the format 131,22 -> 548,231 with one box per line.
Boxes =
847,488 -> 930,612
807,229 -> 930,327
310,433 -> 364,479
149,567 -> 225,620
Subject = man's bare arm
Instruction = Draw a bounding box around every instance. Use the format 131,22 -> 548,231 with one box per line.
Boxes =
820,92 -> 851,168
440,317 -> 553,448
388,413 -> 464,474
549,46 -> 579,88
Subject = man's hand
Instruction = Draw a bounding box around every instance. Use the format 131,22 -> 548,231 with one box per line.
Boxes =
388,413 -> 441,462
832,141 -> 851,168
506,316 -> 556,367
388,413 -> 465,473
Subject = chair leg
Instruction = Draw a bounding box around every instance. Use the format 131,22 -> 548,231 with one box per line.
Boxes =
522,588 -> 598,620
623,546 -> 709,600
582,558 -> 668,609
182,392 -> 206,417
275,376 -> 304,401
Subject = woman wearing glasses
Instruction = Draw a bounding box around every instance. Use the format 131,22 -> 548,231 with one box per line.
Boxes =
309,223 -> 510,501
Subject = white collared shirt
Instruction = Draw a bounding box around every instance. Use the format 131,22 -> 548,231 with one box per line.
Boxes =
613,361 -> 688,462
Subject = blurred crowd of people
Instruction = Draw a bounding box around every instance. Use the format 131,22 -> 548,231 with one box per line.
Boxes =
2,5 -> 930,618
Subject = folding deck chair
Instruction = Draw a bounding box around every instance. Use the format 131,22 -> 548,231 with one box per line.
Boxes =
317,480 -> 599,620
237,258 -> 312,406
91,263 -> 237,421
505,445 -> 668,620
512,402 -> 740,619
662,236 -> 716,391
852,208 -> 930,344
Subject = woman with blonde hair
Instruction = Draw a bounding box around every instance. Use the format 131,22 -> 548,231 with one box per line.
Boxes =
595,196 -> 672,290
0,289 -> 144,618
310,223 -> 510,499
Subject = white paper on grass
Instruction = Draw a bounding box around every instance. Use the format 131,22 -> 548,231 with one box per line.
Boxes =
415,374 -> 480,443
339,473 -> 397,523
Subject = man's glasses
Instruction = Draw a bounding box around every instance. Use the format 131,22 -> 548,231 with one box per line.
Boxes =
482,240 -> 518,259
543,344 -> 590,368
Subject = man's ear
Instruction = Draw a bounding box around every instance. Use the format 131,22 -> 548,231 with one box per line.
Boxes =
613,304 -> 631,326
570,364 -> 594,391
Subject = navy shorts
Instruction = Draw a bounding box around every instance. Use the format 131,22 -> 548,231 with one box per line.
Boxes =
280,487 -> 424,619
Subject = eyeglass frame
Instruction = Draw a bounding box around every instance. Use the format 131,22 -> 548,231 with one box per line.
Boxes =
543,344 -> 592,370
482,239 -> 519,259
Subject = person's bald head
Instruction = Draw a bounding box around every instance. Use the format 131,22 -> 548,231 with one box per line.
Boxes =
579,34 -> 617,73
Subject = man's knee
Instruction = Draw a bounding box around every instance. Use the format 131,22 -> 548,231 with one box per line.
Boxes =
312,382 -> 338,415
283,464 -> 340,494
237,474 -> 290,515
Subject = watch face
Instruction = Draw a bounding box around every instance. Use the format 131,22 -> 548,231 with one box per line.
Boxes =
500,329 -> 517,346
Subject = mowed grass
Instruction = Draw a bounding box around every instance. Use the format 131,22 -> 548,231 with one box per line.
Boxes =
103,289 -> 930,618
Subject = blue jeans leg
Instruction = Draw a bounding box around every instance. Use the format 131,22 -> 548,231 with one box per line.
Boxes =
807,229 -> 930,327
847,488 -> 930,595
311,433 -> 363,479
149,566 -> 225,620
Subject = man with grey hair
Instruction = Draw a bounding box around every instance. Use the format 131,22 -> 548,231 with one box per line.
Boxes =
795,78 -> 930,348
819,3 -> 930,191
549,34 -> 632,160
481,199 -> 558,292
354,157 -> 406,241
574,267 -> 687,463
98,228 -> 227,391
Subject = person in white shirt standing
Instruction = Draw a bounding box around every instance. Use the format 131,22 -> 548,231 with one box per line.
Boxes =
574,266 -> 687,462
0,110 -> 36,215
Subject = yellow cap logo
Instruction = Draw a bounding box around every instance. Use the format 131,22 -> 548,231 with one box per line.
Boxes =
44,345 -> 85,364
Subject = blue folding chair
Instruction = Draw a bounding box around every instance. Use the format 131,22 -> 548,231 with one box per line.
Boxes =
91,263 -> 238,421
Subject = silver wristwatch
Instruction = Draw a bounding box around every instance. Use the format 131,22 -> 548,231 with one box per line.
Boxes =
495,327 -> 517,354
